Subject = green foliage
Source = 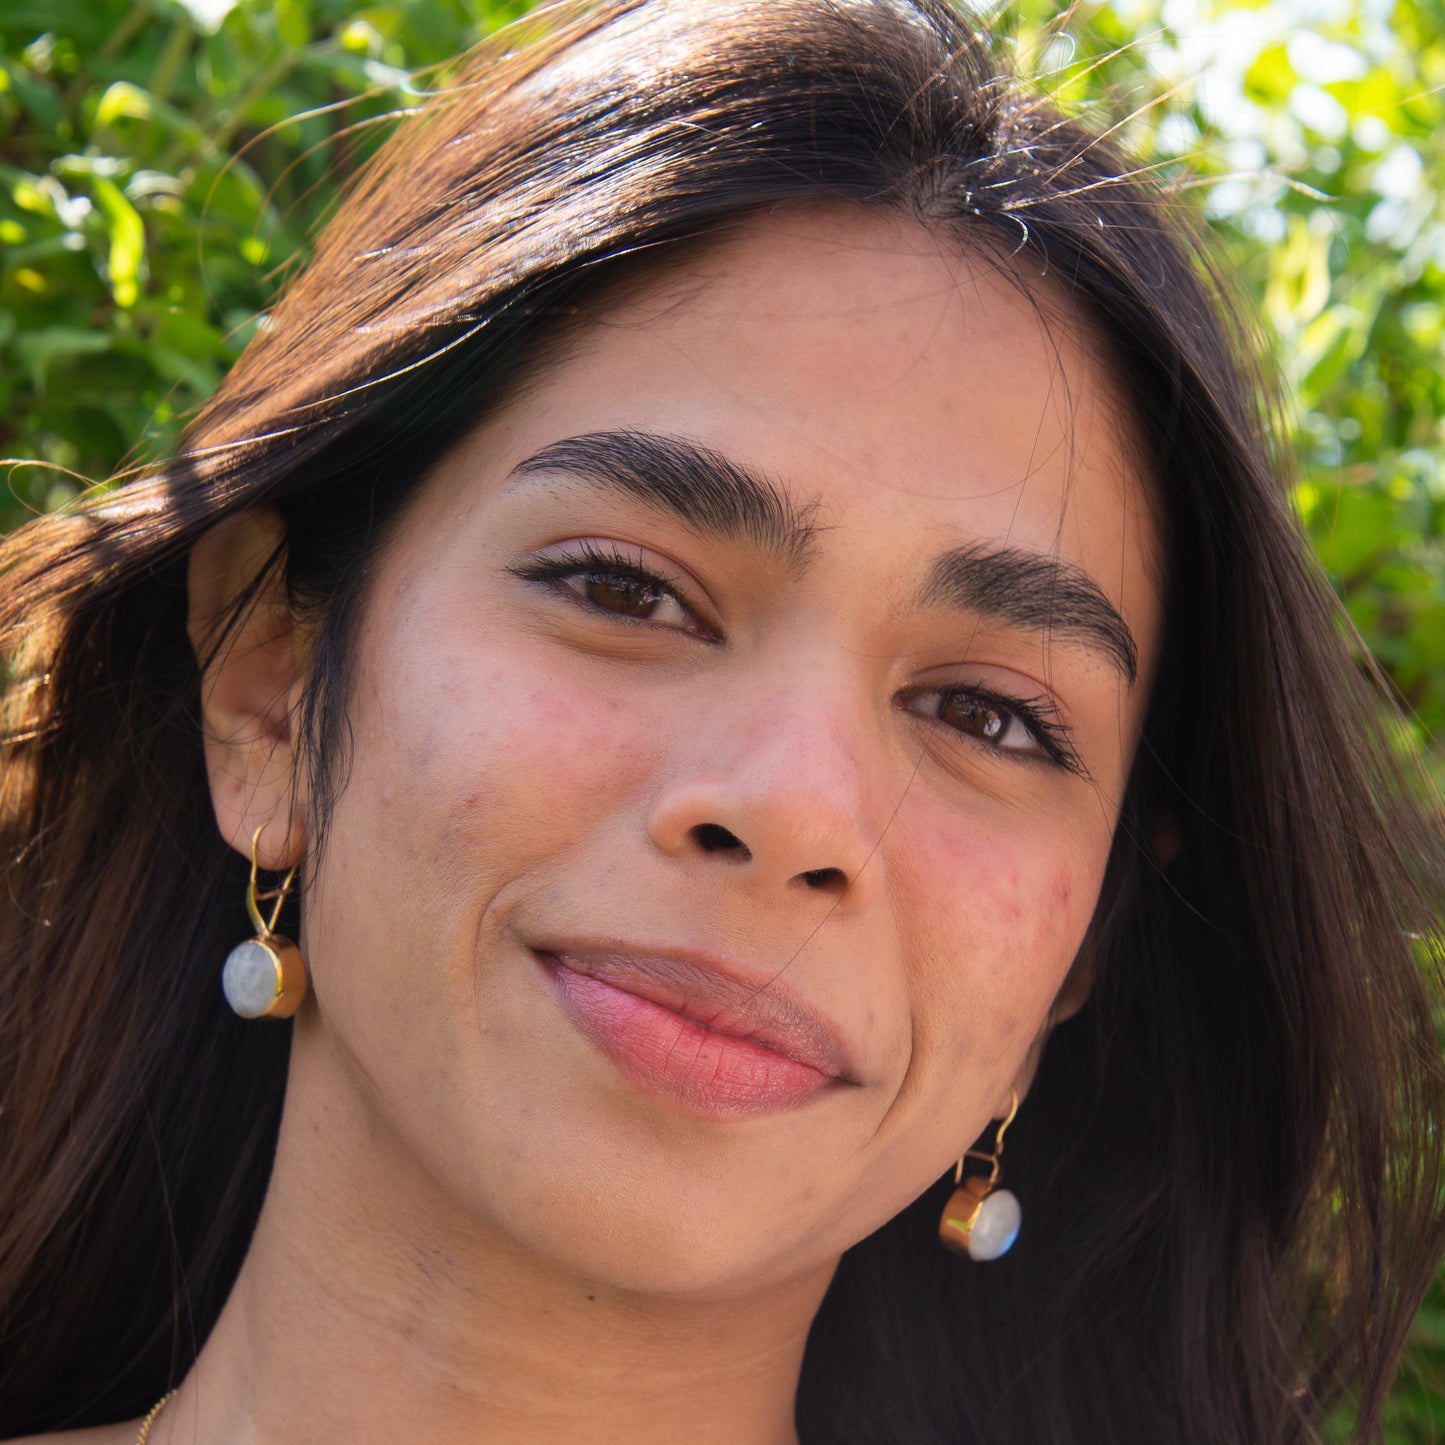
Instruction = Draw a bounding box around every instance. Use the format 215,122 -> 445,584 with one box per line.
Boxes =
998,0 -> 1445,787
0,0 -> 527,519
3,0 -> 1444,1435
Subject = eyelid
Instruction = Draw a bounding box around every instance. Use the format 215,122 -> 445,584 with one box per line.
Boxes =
898,682 -> 1087,778
509,538 -> 721,638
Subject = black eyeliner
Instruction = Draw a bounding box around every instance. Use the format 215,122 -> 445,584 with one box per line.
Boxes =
906,683 -> 1089,779
513,550 -> 1086,777
507,542 -> 718,639
954,685 -> 1088,778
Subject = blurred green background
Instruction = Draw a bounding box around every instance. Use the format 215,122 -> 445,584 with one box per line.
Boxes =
1,0 -> 1442,1435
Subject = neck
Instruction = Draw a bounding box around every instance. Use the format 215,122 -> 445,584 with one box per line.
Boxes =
159,1027 -> 832,1445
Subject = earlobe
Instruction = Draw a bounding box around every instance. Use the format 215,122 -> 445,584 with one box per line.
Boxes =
1050,942 -> 1096,1026
999,940 -> 1096,1113
187,507 -> 307,869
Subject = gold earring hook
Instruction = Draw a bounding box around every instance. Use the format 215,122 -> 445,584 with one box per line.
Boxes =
245,823 -> 298,939
952,1088 -> 1019,1187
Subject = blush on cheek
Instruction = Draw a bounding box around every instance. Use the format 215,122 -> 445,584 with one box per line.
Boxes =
903,822 -> 1035,950
512,683 -> 647,789
428,660 -> 660,826
896,811 -> 1093,1009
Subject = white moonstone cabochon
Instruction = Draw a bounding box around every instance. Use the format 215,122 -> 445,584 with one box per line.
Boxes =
967,1188 -> 1021,1261
222,939 -> 281,1019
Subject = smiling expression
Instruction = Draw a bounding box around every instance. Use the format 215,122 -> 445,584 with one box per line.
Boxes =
292,205 -> 1163,1295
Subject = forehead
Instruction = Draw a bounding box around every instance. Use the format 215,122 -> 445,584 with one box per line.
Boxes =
434,205 -> 1161,661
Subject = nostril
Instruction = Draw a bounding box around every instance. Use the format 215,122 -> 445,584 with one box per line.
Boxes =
692,823 -> 752,861
800,866 -> 848,893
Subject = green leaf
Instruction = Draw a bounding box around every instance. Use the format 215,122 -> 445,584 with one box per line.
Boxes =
89,174 -> 146,307
94,78 -> 153,127
1309,486 -> 1409,581
274,0 -> 312,49
12,326 -> 113,389
0,54 -> 62,128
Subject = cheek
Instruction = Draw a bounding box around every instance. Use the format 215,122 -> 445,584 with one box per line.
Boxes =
890,803 -> 1103,1052
362,624 -> 659,879
305,611 -> 668,1087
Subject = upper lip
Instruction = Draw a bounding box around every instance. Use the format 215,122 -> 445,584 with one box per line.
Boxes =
529,935 -> 859,1083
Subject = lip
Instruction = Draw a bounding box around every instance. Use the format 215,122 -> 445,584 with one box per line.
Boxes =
529,938 -> 858,1120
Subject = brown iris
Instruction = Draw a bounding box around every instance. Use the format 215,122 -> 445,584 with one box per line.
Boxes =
577,570 -> 667,619
936,692 -> 1006,742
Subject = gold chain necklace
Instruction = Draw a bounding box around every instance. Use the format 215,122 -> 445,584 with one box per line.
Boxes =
135,1390 -> 176,1445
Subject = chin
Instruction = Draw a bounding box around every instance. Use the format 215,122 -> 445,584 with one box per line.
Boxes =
465,1152 -> 841,1300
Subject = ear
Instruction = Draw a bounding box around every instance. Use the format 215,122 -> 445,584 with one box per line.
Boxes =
1152,807 -> 1183,869
187,507 -> 307,870
992,938 -> 1097,1117
1050,941 -> 1096,1027
999,810 -> 1170,1119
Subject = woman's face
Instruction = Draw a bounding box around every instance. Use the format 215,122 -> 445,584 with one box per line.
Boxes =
289,206 -> 1162,1295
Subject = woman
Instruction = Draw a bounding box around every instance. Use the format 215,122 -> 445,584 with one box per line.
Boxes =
1,1 -> 1441,1441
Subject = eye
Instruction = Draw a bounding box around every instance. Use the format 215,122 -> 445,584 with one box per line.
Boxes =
510,543 -> 717,639
564,565 -> 691,627
899,684 -> 1085,776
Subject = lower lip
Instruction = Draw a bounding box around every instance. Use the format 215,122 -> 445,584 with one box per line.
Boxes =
539,956 -> 836,1121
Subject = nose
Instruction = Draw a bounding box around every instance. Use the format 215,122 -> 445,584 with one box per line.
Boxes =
644,668 -> 884,912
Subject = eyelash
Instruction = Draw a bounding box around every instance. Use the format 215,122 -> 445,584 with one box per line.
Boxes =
510,544 -> 1084,774
899,685 -> 1086,777
508,541 -> 718,640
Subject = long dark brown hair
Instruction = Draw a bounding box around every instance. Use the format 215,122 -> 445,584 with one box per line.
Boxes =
1,2 -> 1441,1440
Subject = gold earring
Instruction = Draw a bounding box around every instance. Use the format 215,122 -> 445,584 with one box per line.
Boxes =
938,1089 -> 1020,1260
220,825 -> 308,1020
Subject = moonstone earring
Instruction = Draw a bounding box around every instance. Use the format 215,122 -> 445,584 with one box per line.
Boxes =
221,825 -> 308,1020
938,1090 -> 1021,1261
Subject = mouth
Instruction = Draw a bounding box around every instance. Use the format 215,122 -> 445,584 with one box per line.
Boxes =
529,939 -> 857,1121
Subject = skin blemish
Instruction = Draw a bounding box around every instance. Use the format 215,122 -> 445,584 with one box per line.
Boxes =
1052,868 -> 1072,909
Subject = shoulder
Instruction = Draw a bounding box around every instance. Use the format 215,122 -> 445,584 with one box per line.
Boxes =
4,1424 -> 139,1444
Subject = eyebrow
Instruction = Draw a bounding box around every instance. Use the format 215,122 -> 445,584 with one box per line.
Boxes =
919,543 -> 1139,686
510,427 -> 1137,684
509,429 -> 820,570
